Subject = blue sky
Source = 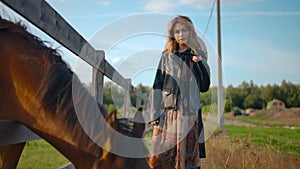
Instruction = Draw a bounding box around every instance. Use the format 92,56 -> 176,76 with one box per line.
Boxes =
1,0 -> 300,87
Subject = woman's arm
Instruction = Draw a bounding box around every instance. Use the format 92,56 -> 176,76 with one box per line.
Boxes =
149,52 -> 166,124
193,50 -> 211,93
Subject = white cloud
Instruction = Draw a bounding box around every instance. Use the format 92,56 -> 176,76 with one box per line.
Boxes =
144,0 -> 178,12
111,57 -> 122,64
143,0 -> 265,12
178,0 -> 212,10
98,0 -> 110,7
47,0 -> 69,3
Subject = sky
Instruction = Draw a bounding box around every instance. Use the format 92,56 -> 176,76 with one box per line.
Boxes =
1,0 -> 300,88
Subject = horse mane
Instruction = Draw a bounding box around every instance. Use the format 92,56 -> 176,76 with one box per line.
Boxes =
0,16 -> 61,61
0,17 -> 85,127
0,17 -> 146,161
0,17 -> 107,154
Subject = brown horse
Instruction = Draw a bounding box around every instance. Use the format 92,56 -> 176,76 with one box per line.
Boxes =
0,17 -> 150,169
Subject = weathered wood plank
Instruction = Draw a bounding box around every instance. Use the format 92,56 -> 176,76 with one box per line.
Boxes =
92,51 -> 105,104
0,0 -> 149,140
123,79 -> 131,117
136,98 -> 142,109
1,0 -> 104,71
0,120 -> 40,145
1,0 -> 149,95
133,87 -> 149,101
0,2 -> 150,169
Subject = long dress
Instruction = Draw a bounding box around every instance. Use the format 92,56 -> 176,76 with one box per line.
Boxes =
150,106 -> 200,169
149,49 -> 201,169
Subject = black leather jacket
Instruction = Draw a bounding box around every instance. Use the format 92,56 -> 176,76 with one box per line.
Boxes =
150,49 -> 210,121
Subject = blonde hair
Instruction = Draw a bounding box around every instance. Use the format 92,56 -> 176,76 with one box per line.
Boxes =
164,15 -> 207,58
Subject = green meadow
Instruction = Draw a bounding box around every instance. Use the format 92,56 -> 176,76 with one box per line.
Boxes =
17,108 -> 300,169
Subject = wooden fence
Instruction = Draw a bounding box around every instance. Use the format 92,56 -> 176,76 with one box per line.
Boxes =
0,0 -> 149,167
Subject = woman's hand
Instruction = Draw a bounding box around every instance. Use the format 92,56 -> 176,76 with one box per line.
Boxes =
192,55 -> 202,62
150,120 -> 159,126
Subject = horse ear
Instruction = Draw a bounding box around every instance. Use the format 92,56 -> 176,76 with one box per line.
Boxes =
133,107 -> 145,138
105,109 -> 118,128
133,107 -> 144,124
97,102 -> 108,118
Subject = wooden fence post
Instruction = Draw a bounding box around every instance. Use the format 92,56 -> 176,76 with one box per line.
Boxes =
144,100 -> 149,112
0,120 -> 40,145
123,79 -> 131,118
91,50 -> 105,105
136,97 -> 142,109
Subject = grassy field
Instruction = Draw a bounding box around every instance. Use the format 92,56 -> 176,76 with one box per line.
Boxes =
225,125 -> 300,157
201,108 -> 300,169
202,126 -> 300,169
16,108 -> 300,168
17,140 -> 69,169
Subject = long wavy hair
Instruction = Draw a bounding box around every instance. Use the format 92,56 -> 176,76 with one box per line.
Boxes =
164,15 -> 207,58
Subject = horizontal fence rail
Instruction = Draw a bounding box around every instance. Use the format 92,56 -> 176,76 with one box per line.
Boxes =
0,0 -> 148,100
0,120 -> 39,145
0,0 -> 150,162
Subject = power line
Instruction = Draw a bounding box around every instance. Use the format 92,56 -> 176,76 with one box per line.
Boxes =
204,0 -> 216,35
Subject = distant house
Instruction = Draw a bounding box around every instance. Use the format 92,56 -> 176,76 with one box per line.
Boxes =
267,99 -> 286,109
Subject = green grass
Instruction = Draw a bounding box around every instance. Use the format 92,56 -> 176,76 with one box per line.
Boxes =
225,125 -> 300,157
17,140 -> 70,169
16,124 -> 300,168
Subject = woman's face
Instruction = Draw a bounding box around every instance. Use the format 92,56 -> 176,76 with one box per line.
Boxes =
173,23 -> 190,46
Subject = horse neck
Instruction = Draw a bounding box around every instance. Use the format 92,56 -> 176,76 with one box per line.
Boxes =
30,92 -> 150,169
1,33 -> 102,168
0,21 -> 150,169
31,127 -> 101,169
17,59 -> 149,169
34,77 -> 110,168
22,76 -> 107,168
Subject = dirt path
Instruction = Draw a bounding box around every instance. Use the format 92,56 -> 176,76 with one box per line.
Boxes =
223,119 -> 256,127
204,115 -> 300,129
204,116 -> 256,127
223,118 -> 300,129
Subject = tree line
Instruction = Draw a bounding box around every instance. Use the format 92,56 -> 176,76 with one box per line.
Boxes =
93,80 -> 300,112
201,80 -> 300,112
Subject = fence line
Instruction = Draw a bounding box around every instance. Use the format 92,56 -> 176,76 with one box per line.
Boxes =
1,0 -> 148,94
0,0 -> 150,167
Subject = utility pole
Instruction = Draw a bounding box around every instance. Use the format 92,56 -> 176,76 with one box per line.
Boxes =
216,0 -> 224,129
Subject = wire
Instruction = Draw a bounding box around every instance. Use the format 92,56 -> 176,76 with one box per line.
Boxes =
204,0 -> 216,36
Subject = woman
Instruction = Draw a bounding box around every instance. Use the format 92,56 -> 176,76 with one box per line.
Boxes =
149,15 -> 210,169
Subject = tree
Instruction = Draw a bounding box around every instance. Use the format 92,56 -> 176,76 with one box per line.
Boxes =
281,80 -> 300,107
243,90 -> 263,109
224,99 -> 231,113
200,87 -> 215,106
260,84 -> 272,105
136,83 -> 151,93
243,82 -> 263,109
103,81 -> 113,105
99,80 -> 300,111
